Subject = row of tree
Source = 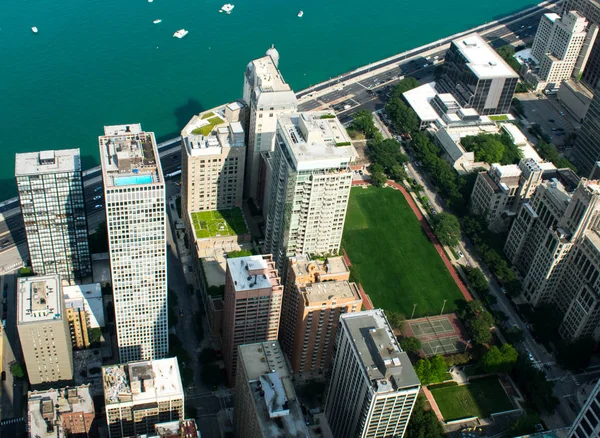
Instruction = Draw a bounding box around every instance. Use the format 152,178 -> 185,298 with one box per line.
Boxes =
457,300 -> 495,346
460,133 -> 522,165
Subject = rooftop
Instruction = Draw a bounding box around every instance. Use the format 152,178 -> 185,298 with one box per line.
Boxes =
342,310 -> 421,391
289,255 -> 350,282
190,208 -> 248,240
227,255 -> 280,292
99,123 -> 163,188
249,55 -> 292,93
403,82 -> 441,125
277,112 -> 357,171
102,357 -> 183,406
301,280 -> 362,306
153,419 -> 200,438
15,149 -> 81,177
491,163 -> 522,179
63,283 -> 105,328
453,33 -> 519,79
17,275 -> 64,325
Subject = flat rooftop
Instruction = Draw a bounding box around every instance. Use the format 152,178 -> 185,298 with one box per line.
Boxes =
250,55 -> 292,93
190,208 -> 248,240
342,310 -> 421,392
63,283 -> 105,328
102,357 -> 183,406
491,163 -> 522,179
278,112 -> 357,171
227,255 -> 279,292
99,123 -> 163,188
403,82 -> 442,124
301,280 -> 361,305
15,148 -> 81,177
18,275 -> 64,325
452,33 -> 519,80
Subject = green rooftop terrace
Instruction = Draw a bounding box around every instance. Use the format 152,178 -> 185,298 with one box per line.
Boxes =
191,208 -> 248,239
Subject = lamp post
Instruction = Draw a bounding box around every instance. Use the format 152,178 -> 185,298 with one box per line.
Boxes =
411,303 -> 417,319
440,299 -> 447,316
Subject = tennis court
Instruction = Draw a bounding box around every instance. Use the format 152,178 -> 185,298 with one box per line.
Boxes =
421,335 -> 466,355
404,314 -> 469,357
409,318 -> 454,337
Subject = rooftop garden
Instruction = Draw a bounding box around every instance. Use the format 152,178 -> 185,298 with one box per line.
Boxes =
192,115 -> 224,136
191,208 -> 248,239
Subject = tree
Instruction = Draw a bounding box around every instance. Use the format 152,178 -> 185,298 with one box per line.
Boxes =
405,395 -> 446,438
386,98 -> 419,133
370,163 -> 387,187
512,357 -> 559,413
414,355 -> 447,385
505,326 -> 525,345
480,344 -> 518,373
368,138 -> 408,173
10,362 -> 25,379
496,45 -> 521,72
350,110 -> 379,139
445,351 -> 472,367
389,164 -> 407,182
432,212 -> 461,247
390,77 -> 420,99
87,328 -> 103,346
458,300 -> 494,346
463,266 -> 489,295
509,413 -> 541,436
400,337 -> 422,354
386,311 -> 405,330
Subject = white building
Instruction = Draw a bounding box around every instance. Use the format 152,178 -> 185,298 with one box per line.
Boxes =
264,112 -> 357,271
570,379 -> 600,437
63,283 -> 105,329
242,46 -> 298,207
15,149 -> 91,282
324,310 -> 420,438
99,124 -> 168,363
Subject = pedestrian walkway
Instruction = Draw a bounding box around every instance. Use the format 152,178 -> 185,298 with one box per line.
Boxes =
0,417 -> 23,426
421,386 -> 444,422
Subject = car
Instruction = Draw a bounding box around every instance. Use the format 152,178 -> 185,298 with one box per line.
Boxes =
423,64 -> 429,68
556,127 -> 565,131
520,25 -> 525,28
172,155 -> 178,160
515,36 -> 520,39
457,250 -> 464,258
93,195 -> 102,201
94,204 -> 103,209
552,128 -> 557,132
1,371 -> 5,381
94,186 -> 102,192
560,111 -> 565,115
179,310 -> 184,318
548,119 -> 555,123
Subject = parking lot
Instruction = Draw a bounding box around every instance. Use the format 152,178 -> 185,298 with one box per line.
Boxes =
517,93 -> 574,147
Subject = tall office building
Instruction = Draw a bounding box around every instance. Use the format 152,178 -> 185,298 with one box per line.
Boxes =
324,310 -> 421,438
563,0 -> 600,89
242,46 -> 298,205
279,255 -> 362,378
17,275 -> 74,386
264,112 -> 357,271
222,254 -> 283,384
15,149 -> 91,282
99,124 -> 168,363
569,379 -> 600,437
103,358 -> 184,438
437,33 -> 518,115
574,82 -> 600,177
234,341 -> 311,438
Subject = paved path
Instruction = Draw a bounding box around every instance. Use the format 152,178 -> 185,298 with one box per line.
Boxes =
422,386 -> 445,422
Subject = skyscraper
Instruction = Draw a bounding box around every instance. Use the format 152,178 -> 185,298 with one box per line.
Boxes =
99,124 -> 168,363
563,0 -> 600,89
574,82 -> 600,177
15,149 -> 91,282
569,379 -> 600,437
324,309 -> 421,438
222,254 -> 283,385
264,112 -> 357,271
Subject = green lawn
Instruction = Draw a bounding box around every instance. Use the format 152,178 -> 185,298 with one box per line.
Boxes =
488,114 -> 509,121
342,186 -> 463,317
430,376 -> 513,420
191,115 -> 224,136
190,208 -> 248,239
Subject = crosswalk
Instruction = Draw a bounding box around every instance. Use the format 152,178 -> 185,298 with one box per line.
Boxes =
533,360 -> 556,369
0,417 -> 24,426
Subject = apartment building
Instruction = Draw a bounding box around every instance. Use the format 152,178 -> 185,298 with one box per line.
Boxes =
103,358 -> 184,438
99,124 -> 167,363
264,112 -> 357,272
222,254 -> 283,385
17,275 -> 73,386
574,81 -> 600,177
279,255 -> 362,378
234,341 -> 311,438
324,310 -> 420,438
15,149 -> 91,282
27,385 -> 97,438
569,379 -> 600,437
63,283 -> 105,349
437,33 -> 518,115
563,0 -> 600,89
242,46 -> 298,205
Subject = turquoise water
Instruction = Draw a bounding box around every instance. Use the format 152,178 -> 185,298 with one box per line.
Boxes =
0,0 -> 532,197
115,175 -> 154,186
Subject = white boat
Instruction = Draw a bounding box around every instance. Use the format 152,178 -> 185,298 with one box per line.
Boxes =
297,11 -> 303,17
173,29 -> 188,38
31,26 -> 38,33
153,19 -> 162,24
148,0 -> 153,2
219,3 -> 234,13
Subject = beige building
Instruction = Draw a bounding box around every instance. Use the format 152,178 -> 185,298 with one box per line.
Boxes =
17,275 -> 73,387
151,419 -> 200,438
63,283 -> 104,349
103,358 -> 184,438
27,385 -> 96,438
280,255 -> 362,378
234,341 -> 311,438
222,255 -> 283,385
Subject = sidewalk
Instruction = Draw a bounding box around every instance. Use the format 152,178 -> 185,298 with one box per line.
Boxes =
422,386 -> 444,422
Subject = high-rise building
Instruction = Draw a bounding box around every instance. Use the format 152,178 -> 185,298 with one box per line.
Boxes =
574,82 -> 600,177
17,275 -> 74,386
234,341 -> 311,438
279,255 -> 362,378
222,254 -> 283,385
103,358 -> 184,438
563,0 -> 600,89
99,124 -> 168,363
242,46 -> 298,205
264,112 -> 357,271
437,33 -> 518,115
324,309 -> 421,438
569,379 -> 600,437
15,149 -> 91,282
63,283 -> 105,349
27,385 -> 97,438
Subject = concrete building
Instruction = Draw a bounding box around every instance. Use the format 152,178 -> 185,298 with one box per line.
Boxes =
222,254 -> 283,384
324,310 -> 420,438
151,419 -> 200,438
264,112 -> 357,271
27,385 -> 97,438
569,379 -> 600,437
15,149 -> 91,282
557,79 -> 594,122
279,255 -> 362,378
234,341 -> 311,438
63,283 -> 105,349
574,82 -> 600,177
17,275 -> 73,387
437,33 -> 518,115
242,46 -> 298,205
99,124 -> 168,363
103,358 -> 184,438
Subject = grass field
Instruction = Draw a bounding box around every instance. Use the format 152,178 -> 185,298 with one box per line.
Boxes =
430,376 -> 513,420
190,208 -> 247,239
342,186 -> 463,317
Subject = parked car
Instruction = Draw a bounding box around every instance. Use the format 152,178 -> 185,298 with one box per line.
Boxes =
94,186 -> 102,192
93,195 -> 102,201
94,204 -> 103,209
457,250 -> 464,258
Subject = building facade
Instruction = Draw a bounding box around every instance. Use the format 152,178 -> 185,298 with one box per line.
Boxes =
574,81 -> 600,177
563,0 -> 600,89
103,358 -> 184,438
324,310 -> 421,438
15,149 -> 91,282
264,112 -> 357,272
221,254 -> 283,384
17,275 -> 74,386
437,33 -> 518,115
569,379 -> 600,437
279,255 -> 362,378
99,124 -> 168,363
63,283 -> 105,349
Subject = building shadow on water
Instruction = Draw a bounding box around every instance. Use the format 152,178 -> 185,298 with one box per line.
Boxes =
156,98 -> 207,145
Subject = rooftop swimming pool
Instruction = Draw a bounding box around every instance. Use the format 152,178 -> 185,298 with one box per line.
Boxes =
114,175 -> 154,186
